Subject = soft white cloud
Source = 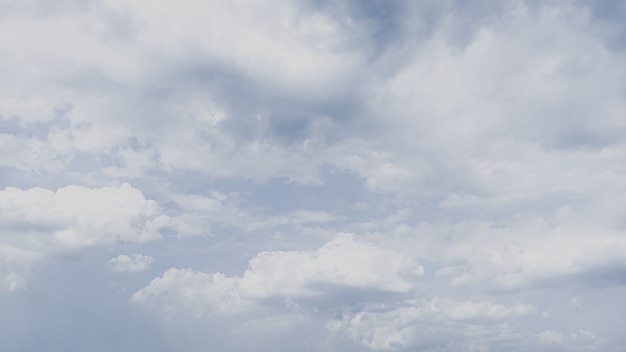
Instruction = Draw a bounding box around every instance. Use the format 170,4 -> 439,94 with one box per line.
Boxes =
362,197 -> 626,293
132,268 -> 252,318
0,183 -> 167,290
438,220 -> 626,291
240,234 -> 422,297
108,253 -> 153,273
133,234 -> 423,316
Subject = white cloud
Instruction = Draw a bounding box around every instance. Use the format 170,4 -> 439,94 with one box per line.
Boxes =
440,221 -> 626,291
326,3 -> 626,202
536,329 -> 601,350
132,268 -> 253,318
328,297 -> 537,351
0,0 -> 356,183
2,0 -> 625,192
240,234 -> 422,298
368,201 -> 626,293
108,253 -> 153,273
2,1 -> 626,350
103,0 -> 363,96
0,183 -> 167,290
133,234 -> 423,315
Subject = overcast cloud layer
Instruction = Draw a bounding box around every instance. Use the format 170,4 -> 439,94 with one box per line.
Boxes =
2,0 -> 626,351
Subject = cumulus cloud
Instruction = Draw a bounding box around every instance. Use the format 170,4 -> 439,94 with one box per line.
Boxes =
239,234 -> 422,297
132,268 -> 252,318
133,234 -> 423,316
0,183 -> 167,290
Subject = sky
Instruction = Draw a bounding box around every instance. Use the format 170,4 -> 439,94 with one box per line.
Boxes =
1,0 -> 626,351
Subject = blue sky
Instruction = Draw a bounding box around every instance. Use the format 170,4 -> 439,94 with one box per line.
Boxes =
1,0 -> 626,351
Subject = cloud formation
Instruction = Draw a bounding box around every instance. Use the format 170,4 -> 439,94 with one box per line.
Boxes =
328,298 -> 538,351
132,235 -> 423,317
0,183 -> 166,290
1,0 -> 626,351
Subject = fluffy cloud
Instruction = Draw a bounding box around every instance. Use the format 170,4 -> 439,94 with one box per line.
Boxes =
132,268 -> 251,318
133,234 -> 423,316
0,183 -> 167,290
239,234 -> 422,297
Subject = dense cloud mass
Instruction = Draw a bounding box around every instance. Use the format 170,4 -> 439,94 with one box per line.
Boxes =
1,0 -> 626,351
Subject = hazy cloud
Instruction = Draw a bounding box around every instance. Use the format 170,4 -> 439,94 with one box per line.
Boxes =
108,253 -> 153,273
